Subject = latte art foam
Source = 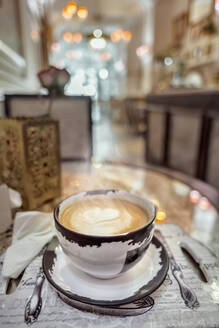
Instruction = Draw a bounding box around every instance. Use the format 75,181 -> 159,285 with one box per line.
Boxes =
59,195 -> 149,236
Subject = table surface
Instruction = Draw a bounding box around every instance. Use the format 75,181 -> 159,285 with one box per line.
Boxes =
1,161 -> 219,256
1,161 -> 219,328
65,161 -> 219,253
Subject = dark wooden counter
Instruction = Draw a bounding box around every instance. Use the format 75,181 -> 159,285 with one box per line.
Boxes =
147,90 -> 219,110
145,90 -> 219,191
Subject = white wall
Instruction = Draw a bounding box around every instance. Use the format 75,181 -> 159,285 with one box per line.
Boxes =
127,1 -> 156,96
0,0 -> 42,95
126,13 -> 143,96
19,0 -> 42,91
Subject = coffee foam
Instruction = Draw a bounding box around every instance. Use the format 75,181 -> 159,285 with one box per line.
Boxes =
59,194 -> 149,236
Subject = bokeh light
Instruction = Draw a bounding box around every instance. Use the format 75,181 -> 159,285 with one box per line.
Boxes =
93,29 -> 103,38
190,190 -> 201,204
136,44 -> 150,57
164,57 -> 173,66
199,197 -> 210,210
51,42 -> 60,53
72,32 -> 83,43
77,6 -> 88,19
122,30 -> 132,42
63,32 -> 73,43
62,7 -> 72,19
66,1 -> 77,15
156,211 -> 166,223
100,52 -> 111,61
110,29 -> 123,43
90,37 -> 106,49
99,68 -> 109,80
110,29 -> 132,43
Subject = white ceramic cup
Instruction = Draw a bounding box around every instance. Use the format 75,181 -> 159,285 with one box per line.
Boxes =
54,189 -> 157,279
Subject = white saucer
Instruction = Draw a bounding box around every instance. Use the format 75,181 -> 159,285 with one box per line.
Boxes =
43,236 -> 168,308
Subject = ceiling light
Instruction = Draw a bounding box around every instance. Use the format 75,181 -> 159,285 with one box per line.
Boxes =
66,1 -> 77,15
110,29 -> 132,43
122,30 -> 132,42
110,29 -> 122,43
90,37 -> 106,50
93,29 -> 102,38
99,68 -> 109,80
62,7 -> 72,19
72,32 -> 83,43
63,32 -> 73,43
77,6 -> 88,19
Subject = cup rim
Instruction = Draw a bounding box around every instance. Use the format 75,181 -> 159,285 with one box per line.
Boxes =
54,189 -> 157,240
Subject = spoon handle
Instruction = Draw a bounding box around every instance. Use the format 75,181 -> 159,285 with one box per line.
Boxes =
24,268 -> 45,325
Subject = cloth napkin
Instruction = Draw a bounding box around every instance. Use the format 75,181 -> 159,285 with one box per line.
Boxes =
2,211 -> 55,279
8,186 -> 23,209
0,184 -> 22,233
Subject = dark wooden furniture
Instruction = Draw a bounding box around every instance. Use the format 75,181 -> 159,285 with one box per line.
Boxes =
4,94 -> 93,161
146,90 -> 219,190
124,97 -> 147,135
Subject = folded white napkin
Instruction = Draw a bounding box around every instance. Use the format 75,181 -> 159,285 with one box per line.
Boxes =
8,186 -> 23,209
2,211 -> 55,279
0,184 -> 22,233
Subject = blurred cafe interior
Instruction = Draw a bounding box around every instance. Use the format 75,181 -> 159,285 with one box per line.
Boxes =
0,0 -> 219,324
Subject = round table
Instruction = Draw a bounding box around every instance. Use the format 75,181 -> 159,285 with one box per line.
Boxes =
62,161 -> 219,254
0,161 -> 219,328
1,161 -> 218,256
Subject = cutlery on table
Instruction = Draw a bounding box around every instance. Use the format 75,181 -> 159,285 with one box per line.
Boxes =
156,230 -> 200,309
24,267 -> 45,325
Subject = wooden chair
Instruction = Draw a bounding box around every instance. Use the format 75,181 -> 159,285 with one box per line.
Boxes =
5,94 -> 93,161
124,97 -> 147,135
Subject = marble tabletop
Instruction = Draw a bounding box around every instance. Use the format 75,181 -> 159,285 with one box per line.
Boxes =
0,161 -> 219,328
1,161 -> 219,256
59,161 -> 219,255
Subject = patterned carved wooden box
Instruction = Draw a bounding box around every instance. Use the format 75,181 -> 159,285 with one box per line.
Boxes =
0,118 -> 61,209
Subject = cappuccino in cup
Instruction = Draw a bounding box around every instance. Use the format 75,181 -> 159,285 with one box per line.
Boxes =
59,194 -> 150,236
55,190 -> 156,279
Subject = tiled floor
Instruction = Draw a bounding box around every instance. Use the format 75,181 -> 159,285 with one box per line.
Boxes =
93,117 -> 146,165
